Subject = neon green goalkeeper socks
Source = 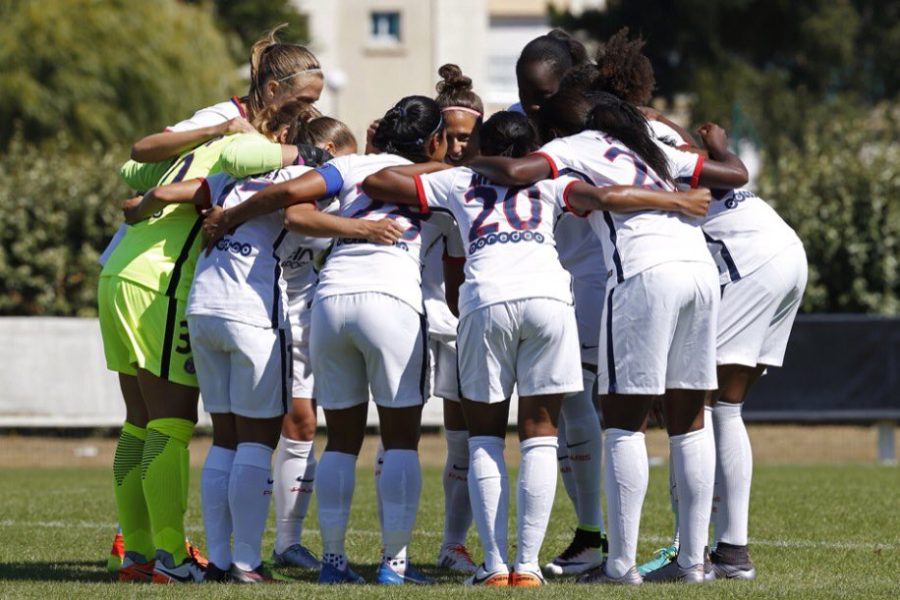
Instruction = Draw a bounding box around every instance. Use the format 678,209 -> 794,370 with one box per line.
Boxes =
113,421 -> 154,561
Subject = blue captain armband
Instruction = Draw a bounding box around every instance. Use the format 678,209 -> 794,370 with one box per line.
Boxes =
315,163 -> 344,199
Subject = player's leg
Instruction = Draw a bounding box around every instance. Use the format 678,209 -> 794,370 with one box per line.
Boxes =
309,295 -> 368,584
434,339 -> 476,573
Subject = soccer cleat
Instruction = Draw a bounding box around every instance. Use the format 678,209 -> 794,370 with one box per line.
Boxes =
464,563 -> 510,586
510,564 -> 545,587
577,562 -> 642,585
230,563 -> 277,583
637,543 -> 678,576
185,540 -> 208,568
543,528 -> 607,575
318,562 -> 365,584
117,552 -> 155,582
375,562 -> 435,585
272,544 -> 321,569
710,543 -> 756,580
435,543 -> 477,573
202,563 -> 232,583
151,550 -> 206,583
107,530 -> 125,573
642,559 -> 707,583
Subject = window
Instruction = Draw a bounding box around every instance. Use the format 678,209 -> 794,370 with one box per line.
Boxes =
370,11 -> 401,45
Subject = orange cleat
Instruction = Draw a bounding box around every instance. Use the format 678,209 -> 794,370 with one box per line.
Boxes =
107,530 -> 125,573
185,540 -> 209,568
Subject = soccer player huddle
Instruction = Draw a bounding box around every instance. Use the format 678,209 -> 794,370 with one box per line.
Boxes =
98,24 -> 807,586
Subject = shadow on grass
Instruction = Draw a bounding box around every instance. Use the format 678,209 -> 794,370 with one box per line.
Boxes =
0,561 -> 113,582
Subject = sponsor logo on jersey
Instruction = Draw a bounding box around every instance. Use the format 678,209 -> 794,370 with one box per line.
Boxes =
468,231 -> 545,255
282,247 -> 314,270
183,358 -> 195,375
215,236 -> 253,256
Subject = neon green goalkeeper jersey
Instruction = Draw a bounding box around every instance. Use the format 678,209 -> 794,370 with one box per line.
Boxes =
101,134 -> 283,301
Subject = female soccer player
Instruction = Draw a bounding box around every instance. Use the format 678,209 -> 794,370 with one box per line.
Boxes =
130,24 -> 323,164
200,96 -> 454,586
362,111 -> 712,587
103,99 -> 323,583
431,63 -> 483,572
510,29 -> 589,117
465,93 -> 745,585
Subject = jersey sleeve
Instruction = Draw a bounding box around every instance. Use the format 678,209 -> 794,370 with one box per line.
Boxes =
316,155 -> 354,199
649,120 -> 691,149
165,98 -> 243,132
119,158 -> 175,192
218,133 -> 283,178
202,172 -> 233,208
532,139 -> 566,178
658,142 -> 705,189
414,169 -> 458,213
548,175 -> 588,218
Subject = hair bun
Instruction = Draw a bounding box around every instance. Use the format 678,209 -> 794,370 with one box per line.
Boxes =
436,64 -> 473,95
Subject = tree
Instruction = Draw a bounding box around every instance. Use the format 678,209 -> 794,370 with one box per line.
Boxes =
0,0 -> 238,148
185,0 -> 309,60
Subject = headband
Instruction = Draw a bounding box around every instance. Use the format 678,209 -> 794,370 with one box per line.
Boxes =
441,106 -> 483,117
277,68 -> 323,83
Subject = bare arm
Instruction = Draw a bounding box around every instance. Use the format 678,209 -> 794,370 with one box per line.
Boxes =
696,123 -> 749,189
361,162 -> 451,206
123,179 -> 204,224
467,155 -> 553,187
202,170 -> 328,252
283,203 -> 404,244
131,117 -> 255,163
566,184 -> 711,218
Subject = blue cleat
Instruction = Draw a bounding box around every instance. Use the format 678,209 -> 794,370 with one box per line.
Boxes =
637,544 -> 677,576
318,562 -> 364,584
375,562 -> 435,585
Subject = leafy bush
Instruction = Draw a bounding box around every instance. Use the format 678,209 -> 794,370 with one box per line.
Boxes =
757,106 -> 899,314
0,136 -> 126,316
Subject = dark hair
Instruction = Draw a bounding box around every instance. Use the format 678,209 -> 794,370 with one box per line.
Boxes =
373,95 -> 445,162
536,87 -> 599,143
435,64 -> 484,115
557,63 -> 602,96
247,24 -> 322,120
516,29 -> 589,80
479,112 -> 539,158
595,27 -> 655,105
587,92 -> 671,183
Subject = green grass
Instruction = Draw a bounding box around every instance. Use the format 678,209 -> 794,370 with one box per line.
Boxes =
0,460 -> 898,599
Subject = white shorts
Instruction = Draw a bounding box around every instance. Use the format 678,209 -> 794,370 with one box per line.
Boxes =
598,262 -> 719,395
310,292 -> 427,410
187,315 -> 291,419
289,299 -> 315,399
573,275 -> 606,367
717,243 -> 807,368
429,338 -> 460,401
458,298 -> 583,403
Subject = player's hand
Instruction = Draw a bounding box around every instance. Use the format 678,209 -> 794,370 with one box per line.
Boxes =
676,188 -> 711,218
639,106 -> 662,121
201,205 -> 229,255
697,122 -> 730,155
362,218 -> 404,245
365,119 -> 382,154
120,196 -> 144,224
221,117 -> 255,136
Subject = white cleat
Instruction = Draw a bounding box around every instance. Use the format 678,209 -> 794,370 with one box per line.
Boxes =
435,543 -> 477,573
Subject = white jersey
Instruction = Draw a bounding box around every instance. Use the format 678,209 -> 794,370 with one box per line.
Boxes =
538,130 -> 713,284
165,97 -> 245,132
313,153 -> 443,313
421,221 -> 465,341
186,166 -> 308,329
649,120 -> 692,150
415,166 -> 575,317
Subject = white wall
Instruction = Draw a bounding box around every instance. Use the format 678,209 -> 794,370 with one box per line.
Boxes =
0,318 -> 517,428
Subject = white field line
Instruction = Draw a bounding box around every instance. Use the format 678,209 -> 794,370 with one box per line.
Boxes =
0,520 -> 895,551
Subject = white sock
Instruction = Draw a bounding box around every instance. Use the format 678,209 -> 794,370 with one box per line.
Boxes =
670,428 -> 715,569
374,442 -> 385,531
556,415 -> 578,513
379,449 -> 421,574
201,445 -> 235,569
316,451 -> 357,559
712,402 -> 752,546
515,436 -> 558,570
273,436 -> 316,554
561,370 -> 604,532
442,429 -> 472,546
468,435 -> 508,573
669,453 -> 680,548
228,443 -> 274,572
604,428 -> 648,578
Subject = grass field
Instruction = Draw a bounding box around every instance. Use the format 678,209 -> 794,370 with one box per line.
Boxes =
0,432 -> 898,599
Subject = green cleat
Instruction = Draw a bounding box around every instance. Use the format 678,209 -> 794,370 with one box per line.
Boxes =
637,544 -> 677,576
